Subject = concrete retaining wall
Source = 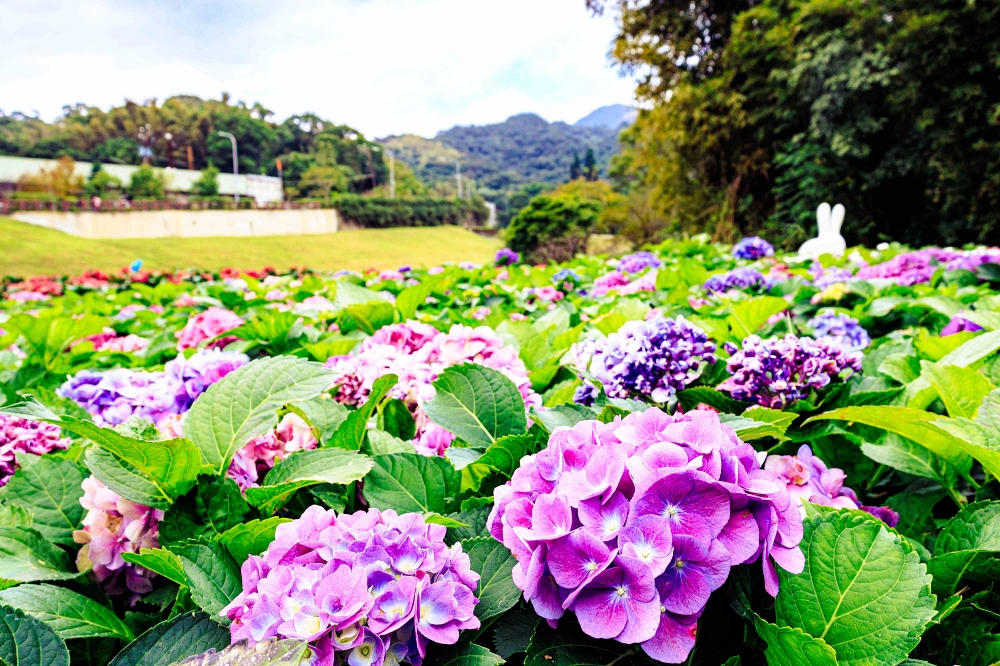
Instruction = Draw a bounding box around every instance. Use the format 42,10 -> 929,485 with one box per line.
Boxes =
11,209 -> 339,239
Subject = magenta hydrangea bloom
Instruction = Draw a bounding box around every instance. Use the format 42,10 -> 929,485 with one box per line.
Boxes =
765,445 -> 899,527
718,334 -> 862,409
941,312 -> 983,337
489,409 -> 804,663
221,506 -> 480,664
326,322 -> 539,456
175,306 -> 245,351
0,414 -> 70,486
73,476 -> 163,602
227,413 -> 318,490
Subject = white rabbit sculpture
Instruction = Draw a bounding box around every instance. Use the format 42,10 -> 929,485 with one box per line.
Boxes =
798,202 -> 847,259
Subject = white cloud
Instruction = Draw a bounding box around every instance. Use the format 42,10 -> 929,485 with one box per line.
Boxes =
0,0 -> 636,137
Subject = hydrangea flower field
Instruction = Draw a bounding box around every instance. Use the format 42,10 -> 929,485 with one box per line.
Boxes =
1,237 -> 1000,665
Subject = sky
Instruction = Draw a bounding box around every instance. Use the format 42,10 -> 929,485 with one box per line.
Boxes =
0,0 -> 638,138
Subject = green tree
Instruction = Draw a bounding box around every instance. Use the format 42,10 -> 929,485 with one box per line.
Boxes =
583,148 -> 597,181
192,165 -> 220,196
570,152 -> 582,180
505,192 -> 601,262
127,165 -> 165,199
84,164 -> 122,197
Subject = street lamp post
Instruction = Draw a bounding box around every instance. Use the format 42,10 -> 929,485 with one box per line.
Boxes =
217,131 -> 239,204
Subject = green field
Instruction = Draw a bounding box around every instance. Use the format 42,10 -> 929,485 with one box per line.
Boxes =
0,218 -> 502,276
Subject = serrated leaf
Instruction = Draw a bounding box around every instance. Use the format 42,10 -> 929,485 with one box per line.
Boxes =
363,430 -> 416,456
245,449 -> 372,514
775,512 -> 936,666
378,398 -> 416,442
108,612 -> 230,666
362,454 -> 461,514
524,616 -> 653,666
437,643 -> 505,666
0,584 -> 134,640
327,374 -> 397,451
286,397 -> 348,445
172,637 -> 310,666
919,362 -> 994,419
341,302 -> 395,335
0,527 -> 76,582
172,541 -> 241,624
423,364 -> 527,448
530,404 -> 595,432
85,446 -> 173,509
0,457 -> 84,546
184,356 -> 337,475
120,548 -> 187,586
927,500 -> 1000,596
475,430 -> 546,478
396,276 -> 443,320
860,434 -> 964,487
0,506 -> 32,529
728,296 -> 788,340
904,329 -> 1000,409
494,610 -> 538,658
463,537 -> 521,622
718,412 -> 792,442
676,387 -> 746,414
0,603 -> 69,666
217,518 -> 290,564
753,615 -> 837,666
444,505 -> 492,546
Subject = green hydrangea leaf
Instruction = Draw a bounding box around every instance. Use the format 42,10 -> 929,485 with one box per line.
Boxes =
108,612 -> 230,666
0,584 -> 134,641
423,363 -> 527,448
0,603 -> 69,666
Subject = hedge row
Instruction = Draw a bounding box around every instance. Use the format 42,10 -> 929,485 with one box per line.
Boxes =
330,195 -> 488,228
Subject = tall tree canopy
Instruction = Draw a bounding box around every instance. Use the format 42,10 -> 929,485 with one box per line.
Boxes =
592,0 -> 1000,246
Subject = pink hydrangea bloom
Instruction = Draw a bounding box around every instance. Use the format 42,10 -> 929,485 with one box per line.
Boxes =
221,506 -> 479,663
97,334 -> 149,353
533,286 -> 564,302
590,271 -> 631,297
74,476 -> 163,600
618,270 -> 658,295
0,414 -> 70,486
7,291 -> 48,302
227,413 -> 319,490
296,295 -> 337,312
326,322 -> 540,456
489,408 -> 804,663
175,306 -> 245,350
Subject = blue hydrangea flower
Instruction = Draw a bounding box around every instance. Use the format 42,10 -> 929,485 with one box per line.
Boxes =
807,312 -> 870,351
618,251 -> 663,274
576,316 -> 716,403
553,268 -> 582,284
703,267 -> 772,294
732,237 -> 774,260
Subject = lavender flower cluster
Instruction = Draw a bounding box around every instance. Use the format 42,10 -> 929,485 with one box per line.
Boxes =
58,350 -> 249,427
495,248 -> 521,266
489,409 -> 804,664
0,414 -> 70,486
703,267 -> 772,294
221,506 -> 479,665
574,317 -> 716,404
807,312 -> 871,351
719,334 -> 863,409
618,251 -> 663,274
810,264 -> 856,289
732,236 -> 774,260
766,445 -> 899,527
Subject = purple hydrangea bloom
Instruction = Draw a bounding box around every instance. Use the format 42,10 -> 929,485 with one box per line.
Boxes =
573,381 -> 599,407
719,334 -> 863,409
703,267 -> 772,294
495,248 -> 520,266
732,236 -> 774,260
574,317 -> 716,403
810,264 -> 856,289
856,252 -> 937,285
489,409 -> 804,663
222,507 -> 479,663
807,313 -> 871,351
58,350 -> 248,427
941,312 -> 983,337
618,251 -> 662,274
766,445 -> 899,527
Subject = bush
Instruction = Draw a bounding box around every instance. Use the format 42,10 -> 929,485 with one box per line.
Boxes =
331,195 -> 487,228
16,156 -> 84,197
505,192 -> 601,262
84,166 -> 122,198
191,166 -> 220,197
127,165 -> 165,199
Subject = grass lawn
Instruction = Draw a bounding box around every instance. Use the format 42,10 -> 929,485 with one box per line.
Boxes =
0,218 -> 502,276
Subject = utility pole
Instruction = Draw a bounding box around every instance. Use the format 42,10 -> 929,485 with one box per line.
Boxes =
455,161 -> 462,198
217,131 -> 239,204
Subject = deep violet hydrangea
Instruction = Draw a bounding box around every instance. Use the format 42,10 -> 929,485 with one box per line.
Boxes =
489,409 -> 804,663
221,506 -> 479,665
718,335 -> 863,409
0,414 -> 70,486
573,317 -> 716,403
807,312 -> 871,351
618,251 -> 663,274
58,350 -> 248,427
495,248 -> 520,266
74,476 -> 163,601
703,267 -> 772,294
326,322 -> 539,456
941,312 -> 983,336
766,445 -> 899,527
732,236 -> 774,260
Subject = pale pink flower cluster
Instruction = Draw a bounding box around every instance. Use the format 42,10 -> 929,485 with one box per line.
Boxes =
175,306 -> 245,350
0,414 -> 70,486
227,413 -> 319,490
326,322 -> 540,456
618,270 -> 658,296
74,476 -> 163,600
97,334 -> 150,353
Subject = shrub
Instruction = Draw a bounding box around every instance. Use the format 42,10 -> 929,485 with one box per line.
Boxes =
127,165 -> 165,199
191,165 -> 220,197
505,192 -> 600,262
